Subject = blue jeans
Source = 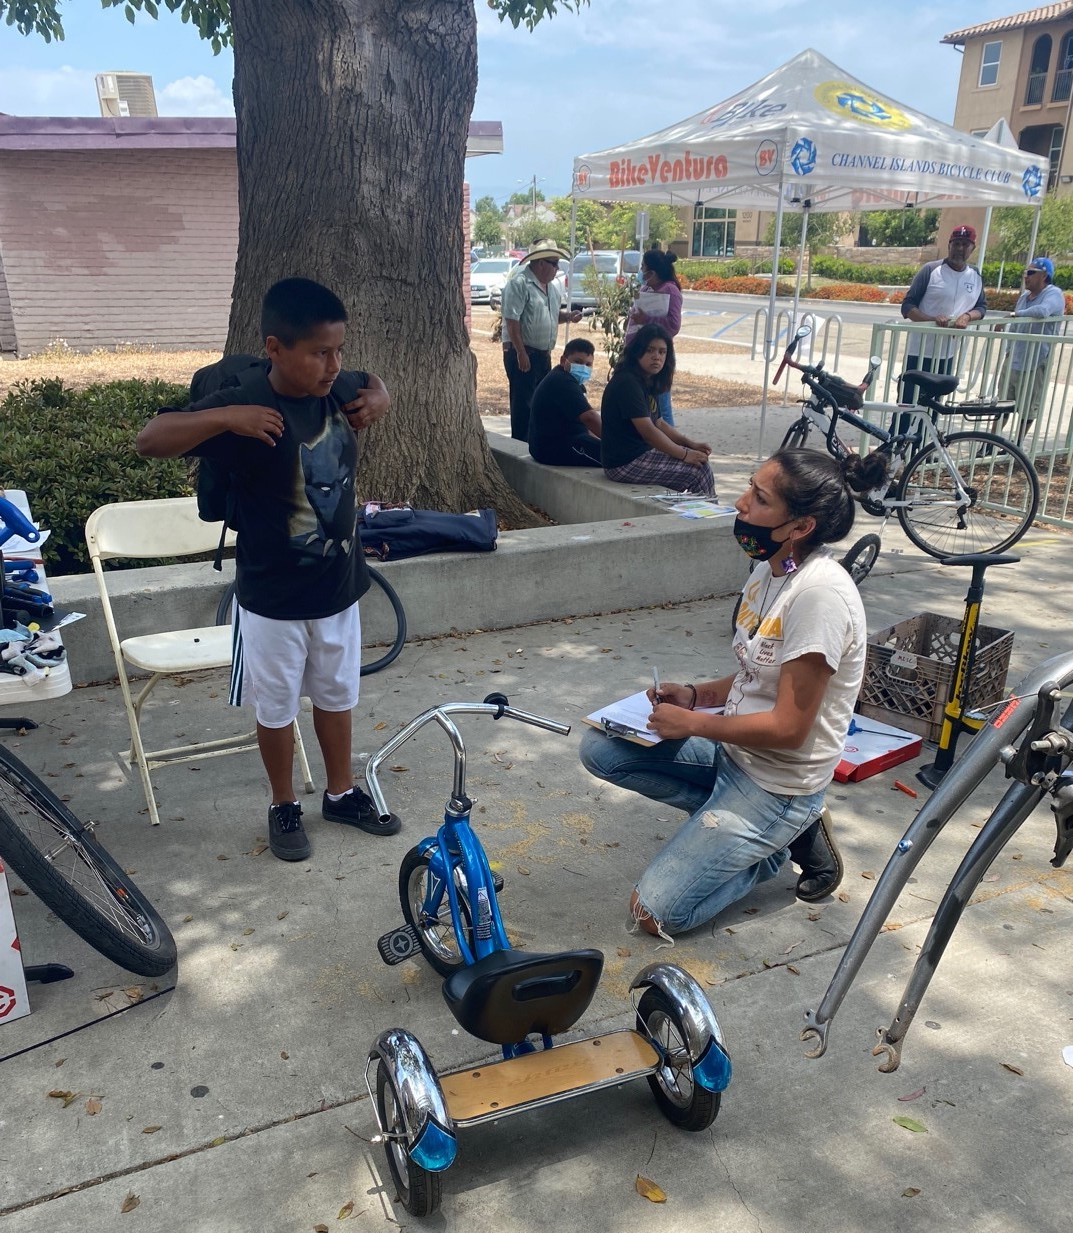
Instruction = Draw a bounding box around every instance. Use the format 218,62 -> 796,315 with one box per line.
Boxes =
579,727 -> 825,934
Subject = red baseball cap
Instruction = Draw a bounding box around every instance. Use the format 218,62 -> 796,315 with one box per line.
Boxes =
950,224 -> 977,243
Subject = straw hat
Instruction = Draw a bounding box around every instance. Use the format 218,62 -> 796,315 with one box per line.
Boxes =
524,241 -> 569,264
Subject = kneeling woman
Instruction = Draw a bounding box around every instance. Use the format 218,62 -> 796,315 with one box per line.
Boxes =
579,449 -> 869,938
600,324 -> 716,497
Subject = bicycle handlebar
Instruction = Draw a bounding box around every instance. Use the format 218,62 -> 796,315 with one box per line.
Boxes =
365,696 -> 571,823
776,345 -> 880,411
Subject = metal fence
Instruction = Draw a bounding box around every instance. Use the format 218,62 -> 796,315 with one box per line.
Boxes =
866,318 -> 1073,529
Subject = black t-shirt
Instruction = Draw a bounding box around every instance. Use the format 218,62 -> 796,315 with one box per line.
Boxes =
169,372 -> 371,620
600,367 -> 657,468
528,366 -> 593,459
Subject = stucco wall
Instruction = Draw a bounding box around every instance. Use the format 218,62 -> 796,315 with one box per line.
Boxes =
0,245 -> 14,353
0,147 -> 238,354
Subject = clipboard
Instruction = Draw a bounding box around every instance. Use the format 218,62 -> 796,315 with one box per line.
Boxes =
584,690 -> 723,746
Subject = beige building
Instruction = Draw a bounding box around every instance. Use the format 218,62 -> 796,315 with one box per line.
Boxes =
944,4 -> 1073,197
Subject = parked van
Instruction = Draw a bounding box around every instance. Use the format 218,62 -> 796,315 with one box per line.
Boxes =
564,250 -> 642,310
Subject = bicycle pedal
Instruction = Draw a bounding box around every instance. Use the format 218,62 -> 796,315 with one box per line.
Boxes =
377,924 -> 422,966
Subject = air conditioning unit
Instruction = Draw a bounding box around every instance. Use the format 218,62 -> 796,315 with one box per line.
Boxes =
96,71 -> 157,119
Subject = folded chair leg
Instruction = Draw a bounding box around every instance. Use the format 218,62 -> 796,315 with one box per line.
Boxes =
294,722 -> 314,795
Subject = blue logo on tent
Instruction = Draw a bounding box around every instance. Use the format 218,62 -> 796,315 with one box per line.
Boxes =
1022,165 -> 1044,198
790,137 -> 816,176
836,91 -> 891,123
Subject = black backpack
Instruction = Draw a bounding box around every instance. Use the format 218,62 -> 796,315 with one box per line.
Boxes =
187,355 -> 366,569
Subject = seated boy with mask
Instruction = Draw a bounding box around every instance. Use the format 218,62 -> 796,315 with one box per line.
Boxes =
527,337 -> 602,466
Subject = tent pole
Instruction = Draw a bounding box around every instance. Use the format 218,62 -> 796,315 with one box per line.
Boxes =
566,193 -> 579,343
1026,202 -> 1042,262
792,203 -> 808,327
977,206 -> 993,267
758,181 -> 786,460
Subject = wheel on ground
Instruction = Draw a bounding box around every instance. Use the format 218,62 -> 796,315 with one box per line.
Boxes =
896,431 -> 1039,557
0,748 -> 177,977
780,420 -> 811,451
636,986 -> 721,1131
399,848 -> 474,978
839,533 -> 881,585
216,566 -> 407,676
376,1059 -> 441,1218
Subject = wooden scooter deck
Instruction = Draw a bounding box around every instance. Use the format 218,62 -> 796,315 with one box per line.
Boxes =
442,1030 -> 660,1126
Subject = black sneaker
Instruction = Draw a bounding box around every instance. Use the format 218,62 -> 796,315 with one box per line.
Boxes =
268,801 -> 310,861
322,786 -> 401,836
790,809 -> 843,902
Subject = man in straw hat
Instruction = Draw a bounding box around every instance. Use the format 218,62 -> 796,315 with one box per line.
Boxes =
501,241 -> 583,440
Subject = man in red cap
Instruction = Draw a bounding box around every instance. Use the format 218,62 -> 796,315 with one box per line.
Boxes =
898,223 -> 986,411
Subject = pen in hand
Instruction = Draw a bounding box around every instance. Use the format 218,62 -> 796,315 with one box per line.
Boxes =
652,666 -> 662,703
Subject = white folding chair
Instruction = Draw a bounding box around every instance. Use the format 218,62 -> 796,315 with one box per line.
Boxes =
85,497 -> 313,826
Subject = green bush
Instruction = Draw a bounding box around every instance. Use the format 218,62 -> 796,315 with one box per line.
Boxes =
0,378 -> 192,575
677,255 -> 795,280
811,256 -> 920,285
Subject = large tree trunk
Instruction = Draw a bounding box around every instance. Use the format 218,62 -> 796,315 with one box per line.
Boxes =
226,0 -> 535,523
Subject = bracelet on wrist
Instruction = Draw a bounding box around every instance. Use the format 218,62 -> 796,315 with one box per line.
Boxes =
685,683 -> 697,710
682,447 -> 689,461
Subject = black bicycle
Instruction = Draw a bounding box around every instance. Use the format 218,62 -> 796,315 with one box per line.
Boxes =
215,563 -> 407,676
776,326 -> 1040,559
0,731 -> 177,978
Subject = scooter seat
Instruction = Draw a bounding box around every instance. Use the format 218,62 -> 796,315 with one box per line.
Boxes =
442,948 -> 604,1045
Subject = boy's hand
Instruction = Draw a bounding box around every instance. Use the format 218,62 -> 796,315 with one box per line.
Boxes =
344,385 -> 391,430
230,404 -> 285,445
647,701 -> 697,741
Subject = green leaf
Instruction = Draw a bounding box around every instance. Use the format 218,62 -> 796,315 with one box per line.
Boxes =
893,1116 -> 928,1134
125,5 -> 136,23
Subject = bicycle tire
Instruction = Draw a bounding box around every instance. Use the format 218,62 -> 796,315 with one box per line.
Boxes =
839,533 -> 881,586
215,565 -> 407,676
0,745 -> 177,977
895,430 -> 1040,558
780,420 -> 811,451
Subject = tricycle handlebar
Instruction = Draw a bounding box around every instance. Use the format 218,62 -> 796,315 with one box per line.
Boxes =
365,696 -> 571,823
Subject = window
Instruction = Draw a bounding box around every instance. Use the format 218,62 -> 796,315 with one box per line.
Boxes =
1049,125 -> 1064,189
1053,31 -> 1073,101
692,205 -> 736,258
1026,35 -> 1051,105
979,41 -> 1001,88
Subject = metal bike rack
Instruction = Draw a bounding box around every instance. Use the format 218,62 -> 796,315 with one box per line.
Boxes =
802,648 -> 1073,1070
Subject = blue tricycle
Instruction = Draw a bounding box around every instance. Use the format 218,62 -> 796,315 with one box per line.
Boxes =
367,693 -> 732,1217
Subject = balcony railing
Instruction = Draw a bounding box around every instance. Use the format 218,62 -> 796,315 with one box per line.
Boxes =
1026,71 -> 1046,106
1053,67 -> 1073,102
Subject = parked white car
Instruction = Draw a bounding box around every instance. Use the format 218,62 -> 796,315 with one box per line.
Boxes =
470,257 -> 519,305
564,250 -> 642,310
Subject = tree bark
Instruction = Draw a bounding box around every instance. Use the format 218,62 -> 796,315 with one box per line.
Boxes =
226,0 -> 536,524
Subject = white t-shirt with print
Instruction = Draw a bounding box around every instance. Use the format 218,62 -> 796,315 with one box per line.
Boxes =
725,549 -> 867,795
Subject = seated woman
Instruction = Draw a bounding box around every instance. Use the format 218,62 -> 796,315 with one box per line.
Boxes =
600,324 -> 716,497
579,449 -> 870,939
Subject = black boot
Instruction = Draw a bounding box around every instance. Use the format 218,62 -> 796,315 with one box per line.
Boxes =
790,809 -> 843,902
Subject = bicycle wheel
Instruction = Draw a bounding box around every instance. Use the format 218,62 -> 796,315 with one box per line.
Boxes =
896,431 -> 1039,558
839,533 -> 881,585
780,419 -> 811,450
399,847 -> 474,978
637,987 -> 721,1131
0,746 -> 177,977
215,566 -> 407,676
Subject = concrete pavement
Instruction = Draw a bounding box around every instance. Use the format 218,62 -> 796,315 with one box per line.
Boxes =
1,428 -> 1072,1232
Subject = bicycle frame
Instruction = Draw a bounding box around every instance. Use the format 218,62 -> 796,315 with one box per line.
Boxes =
367,699 -> 570,972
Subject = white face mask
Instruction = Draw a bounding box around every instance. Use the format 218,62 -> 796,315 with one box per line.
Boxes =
569,363 -> 593,384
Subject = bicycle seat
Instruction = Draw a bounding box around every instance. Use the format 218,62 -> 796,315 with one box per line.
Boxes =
442,947 -> 604,1045
900,371 -> 959,402
938,554 -> 1020,568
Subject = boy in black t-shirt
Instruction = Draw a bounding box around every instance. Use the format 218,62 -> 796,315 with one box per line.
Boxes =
527,337 -> 602,466
137,278 -> 400,861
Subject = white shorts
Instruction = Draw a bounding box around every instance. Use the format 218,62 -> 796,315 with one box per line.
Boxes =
229,602 -> 362,728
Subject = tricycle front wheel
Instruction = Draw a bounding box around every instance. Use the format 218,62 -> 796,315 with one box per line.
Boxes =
399,848 -> 474,978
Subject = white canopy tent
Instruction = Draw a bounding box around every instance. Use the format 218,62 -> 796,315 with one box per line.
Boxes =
571,48 -> 1047,448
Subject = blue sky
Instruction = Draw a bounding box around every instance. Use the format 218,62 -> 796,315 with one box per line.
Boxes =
0,0 -> 1028,204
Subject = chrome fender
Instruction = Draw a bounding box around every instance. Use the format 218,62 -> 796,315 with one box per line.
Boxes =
631,961 -> 732,1093
368,1028 -> 457,1172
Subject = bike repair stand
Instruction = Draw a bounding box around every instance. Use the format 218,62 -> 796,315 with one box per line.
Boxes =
0,715 -> 74,985
917,553 -> 1019,790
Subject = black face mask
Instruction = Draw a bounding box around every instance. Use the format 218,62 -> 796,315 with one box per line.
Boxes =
733,516 -> 793,560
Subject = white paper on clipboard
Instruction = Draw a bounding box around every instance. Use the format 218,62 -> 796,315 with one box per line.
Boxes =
636,290 -> 670,318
